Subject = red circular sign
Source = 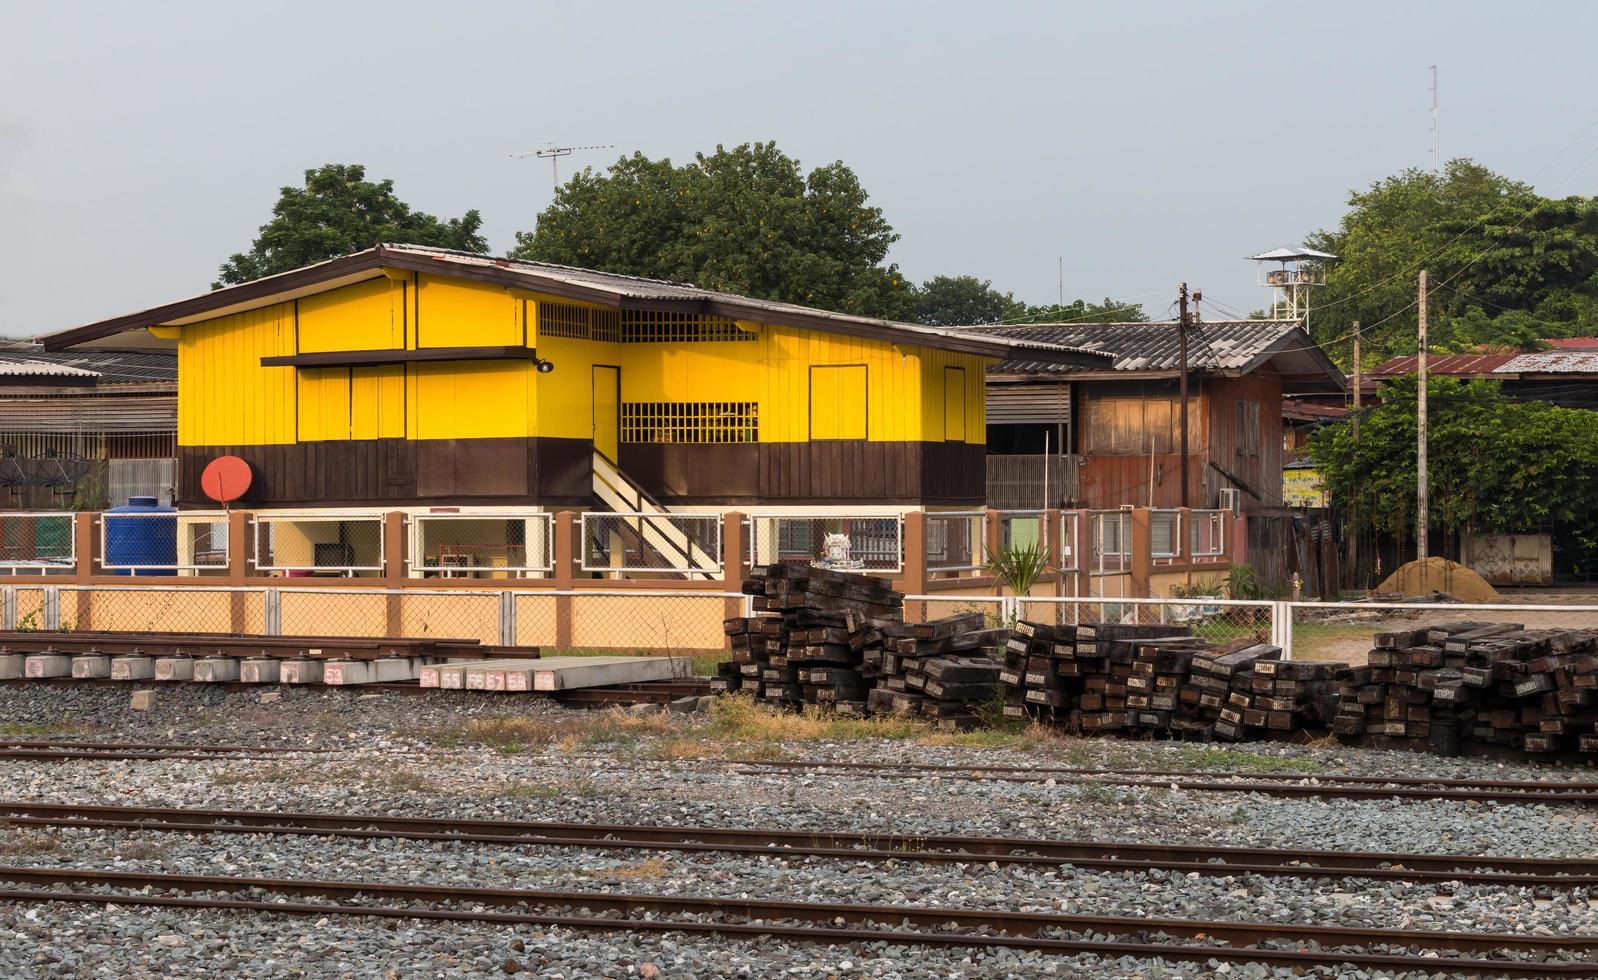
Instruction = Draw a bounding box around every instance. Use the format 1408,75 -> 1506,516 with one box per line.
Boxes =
200,455 -> 253,503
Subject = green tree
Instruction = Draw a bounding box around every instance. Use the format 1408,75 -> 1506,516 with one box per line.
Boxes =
513,142 -> 913,320
216,164 -> 487,287
1014,297 -> 1149,324
1309,375 -> 1598,552
913,275 -> 1024,326
1304,159 -> 1598,364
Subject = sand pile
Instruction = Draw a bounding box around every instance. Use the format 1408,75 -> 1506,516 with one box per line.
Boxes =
1374,557 -> 1500,602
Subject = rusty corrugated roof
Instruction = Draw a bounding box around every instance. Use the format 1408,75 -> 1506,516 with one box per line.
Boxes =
1495,350 -> 1598,374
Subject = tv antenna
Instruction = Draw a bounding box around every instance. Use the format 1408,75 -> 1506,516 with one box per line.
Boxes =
1429,65 -> 1440,173
510,143 -> 615,189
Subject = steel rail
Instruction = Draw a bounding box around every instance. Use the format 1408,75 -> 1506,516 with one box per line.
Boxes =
712,761 -> 1598,804
0,865 -> 1590,971
2,802 -> 1592,888
684,755 -> 1598,792
0,739 -> 329,755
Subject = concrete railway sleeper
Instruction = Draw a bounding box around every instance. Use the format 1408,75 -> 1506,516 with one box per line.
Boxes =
2,802 -> 1593,888
0,867 -> 1590,975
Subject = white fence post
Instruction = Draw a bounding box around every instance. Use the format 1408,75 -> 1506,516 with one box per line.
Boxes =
42,588 -> 60,631
1272,600 -> 1294,659
263,588 -> 281,636
498,590 -> 516,647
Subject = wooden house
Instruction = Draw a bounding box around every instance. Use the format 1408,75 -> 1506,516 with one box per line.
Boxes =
41,246 -> 1103,512
974,320 -> 1345,510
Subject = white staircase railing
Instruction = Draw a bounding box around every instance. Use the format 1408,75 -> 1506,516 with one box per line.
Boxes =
590,452 -> 721,579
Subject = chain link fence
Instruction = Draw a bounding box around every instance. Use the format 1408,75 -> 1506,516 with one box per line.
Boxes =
253,514 -> 384,576
1288,600 -> 1598,664
98,511 -> 229,575
1015,596 -> 1275,647
409,513 -> 554,579
925,511 -> 984,574
580,512 -> 722,578
747,514 -> 904,573
0,513 -> 75,575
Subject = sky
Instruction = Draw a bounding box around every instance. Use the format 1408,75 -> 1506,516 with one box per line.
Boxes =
5,1 -> 1598,336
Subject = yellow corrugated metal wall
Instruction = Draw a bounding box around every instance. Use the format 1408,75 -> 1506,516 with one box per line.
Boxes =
172,270 -> 991,449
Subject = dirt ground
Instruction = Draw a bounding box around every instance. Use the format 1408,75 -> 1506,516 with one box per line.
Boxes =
1293,589 -> 1598,662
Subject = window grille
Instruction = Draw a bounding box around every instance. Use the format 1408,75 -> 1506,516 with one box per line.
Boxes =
539,302 -> 622,342
620,402 -> 759,444
620,310 -> 752,343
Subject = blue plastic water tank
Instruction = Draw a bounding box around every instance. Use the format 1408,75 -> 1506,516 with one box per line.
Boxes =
105,496 -> 177,576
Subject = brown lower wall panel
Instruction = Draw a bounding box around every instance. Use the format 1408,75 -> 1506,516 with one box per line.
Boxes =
178,438 -> 591,507
621,440 -> 985,504
181,438 -> 984,507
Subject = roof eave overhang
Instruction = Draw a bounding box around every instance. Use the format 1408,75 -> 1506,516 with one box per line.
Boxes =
40,245 -> 1104,362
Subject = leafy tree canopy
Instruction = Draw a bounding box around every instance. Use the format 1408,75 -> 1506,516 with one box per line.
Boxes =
513,142 -> 913,320
215,164 -> 487,288
1305,159 -> 1598,365
913,275 -> 1023,326
1014,297 -> 1149,325
1308,375 -> 1598,550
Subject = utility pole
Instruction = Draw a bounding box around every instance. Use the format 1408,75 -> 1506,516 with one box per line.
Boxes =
1178,283 -> 1191,509
1351,320 -> 1362,440
1417,272 -> 1430,566
1350,319 -> 1362,587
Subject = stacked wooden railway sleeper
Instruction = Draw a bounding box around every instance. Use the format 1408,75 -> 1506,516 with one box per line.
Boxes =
723,564 -> 1004,726
1001,620 -> 1345,742
1334,622 -> 1598,755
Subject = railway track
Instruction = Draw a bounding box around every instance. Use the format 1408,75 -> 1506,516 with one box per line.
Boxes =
6,736 -> 1596,804
3,801 -> 1592,888
710,757 -> 1598,804
0,865 -> 1587,975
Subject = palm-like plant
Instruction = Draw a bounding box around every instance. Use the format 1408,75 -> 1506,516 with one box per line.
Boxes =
985,540 -> 1054,596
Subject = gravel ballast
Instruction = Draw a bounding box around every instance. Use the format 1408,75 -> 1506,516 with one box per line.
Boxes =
1,682 -> 1595,977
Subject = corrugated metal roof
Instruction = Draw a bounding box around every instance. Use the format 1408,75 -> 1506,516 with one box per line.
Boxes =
1495,350 -> 1598,374
380,246 -> 1110,361
40,245 -> 1112,366
0,342 -> 174,386
0,360 -> 99,380
1249,246 -> 1339,261
971,320 -> 1306,372
1366,353 -> 1514,377
1541,338 -> 1598,350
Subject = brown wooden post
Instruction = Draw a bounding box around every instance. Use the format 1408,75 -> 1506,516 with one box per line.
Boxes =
898,511 -> 928,622
552,511 -> 577,649
382,511 -> 406,636
72,512 -> 95,629
984,508 -> 1003,570
1130,507 -> 1152,605
73,512 -> 95,583
721,511 -> 748,634
227,510 -> 251,633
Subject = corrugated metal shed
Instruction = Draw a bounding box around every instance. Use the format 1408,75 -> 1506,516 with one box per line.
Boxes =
1366,353 -> 1513,378
973,321 -> 1307,372
0,395 -> 176,433
986,383 -> 1071,424
0,341 -> 174,386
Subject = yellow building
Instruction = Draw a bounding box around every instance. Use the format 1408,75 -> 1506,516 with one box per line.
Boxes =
44,246 -> 1101,510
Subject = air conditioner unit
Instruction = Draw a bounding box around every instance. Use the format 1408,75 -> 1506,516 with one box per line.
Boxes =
1218,488 -> 1242,515
1295,270 -> 1318,284
1265,270 -> 1290,286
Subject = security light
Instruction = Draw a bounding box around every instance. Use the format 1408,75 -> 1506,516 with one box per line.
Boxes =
535,359 -> 555,374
